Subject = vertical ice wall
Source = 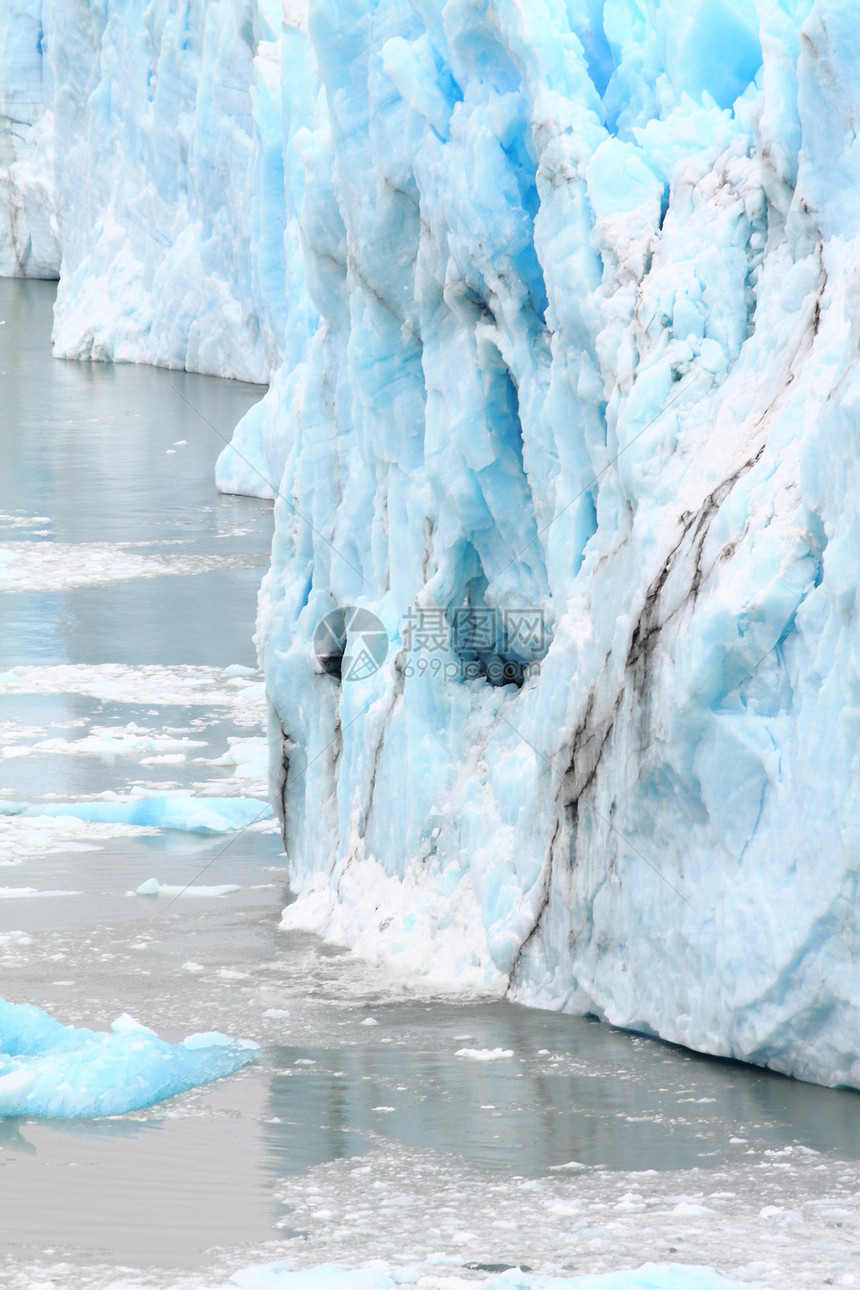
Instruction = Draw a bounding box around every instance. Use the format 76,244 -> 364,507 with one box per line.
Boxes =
1,0 -> 314,383
3,0 -> 860,1087
0,0 -> 59,276
243,0 -> 860,1090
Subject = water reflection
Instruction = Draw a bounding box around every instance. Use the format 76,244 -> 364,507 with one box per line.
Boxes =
4,994 -> 860,1266
262,1001 -> 860,1175
0,1101 -> 298,1266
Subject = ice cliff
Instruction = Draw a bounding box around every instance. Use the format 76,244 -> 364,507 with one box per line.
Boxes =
0,0 -> 58,275
4,0 -> 860,1090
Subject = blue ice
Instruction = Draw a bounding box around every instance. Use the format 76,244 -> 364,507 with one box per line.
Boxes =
5,0 -> 860,1089
0,1000 -> 258,1118
0,796 -> 272,833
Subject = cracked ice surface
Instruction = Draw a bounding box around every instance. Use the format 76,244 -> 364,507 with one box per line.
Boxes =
5,1 -> 860,1088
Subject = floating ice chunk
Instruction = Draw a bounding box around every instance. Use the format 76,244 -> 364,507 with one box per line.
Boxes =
0,543 -> 264,592
182,1031 -> 249,1050
207,736 -> 269,779
0,886 -> 79,898
455,1048 -> 515,1061
0,999 -> 258,1118
135,878 -> 241,898
26,728 -> 207,756
0,795 -> 271,834
0,666 -> 267,724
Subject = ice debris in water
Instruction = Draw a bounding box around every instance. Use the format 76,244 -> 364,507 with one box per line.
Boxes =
0,999 -> 258,1118
227,1260 -> 749,1289
455,1047 -> 515,1061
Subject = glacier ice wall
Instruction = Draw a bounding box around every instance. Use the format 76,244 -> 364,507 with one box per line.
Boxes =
0,0 -> 59,276
3,0 -> 315,383
4,0 -> 860,1088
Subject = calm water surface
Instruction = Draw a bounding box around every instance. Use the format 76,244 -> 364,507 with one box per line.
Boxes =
0,278 -> 858,1278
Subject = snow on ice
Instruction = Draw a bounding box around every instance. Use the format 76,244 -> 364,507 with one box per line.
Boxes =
3,0 -> 860,1092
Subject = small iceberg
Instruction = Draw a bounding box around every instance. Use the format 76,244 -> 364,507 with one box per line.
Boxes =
0,1000 -> 258,1118
0,795 -> 272,834
135,877 -> 241,897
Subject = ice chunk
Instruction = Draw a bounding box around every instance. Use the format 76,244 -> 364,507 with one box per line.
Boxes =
134,878 -> 241,898
0,887 -> 79,898
207,736 -> 270,780
0,999 -> 258,1118
455,1048 -> 515,1062
0,796 -> 271,834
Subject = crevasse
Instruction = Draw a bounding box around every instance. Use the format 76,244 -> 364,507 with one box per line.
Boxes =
4,0 -> 860,1089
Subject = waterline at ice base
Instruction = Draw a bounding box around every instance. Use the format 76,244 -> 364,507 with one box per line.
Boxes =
4,0 -> 860,1092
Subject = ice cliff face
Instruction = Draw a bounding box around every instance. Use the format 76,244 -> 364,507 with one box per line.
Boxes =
0,0 -> 59,276
2,0 -> 305,381
4,0 -> 860,1089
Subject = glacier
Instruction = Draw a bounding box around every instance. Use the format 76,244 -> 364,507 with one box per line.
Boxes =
3,0 -> 860,1090
0,0 -> 58,277
0,999 -> 258,1117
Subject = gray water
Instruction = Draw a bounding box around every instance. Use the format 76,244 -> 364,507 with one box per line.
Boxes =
1,278 -> 858,1285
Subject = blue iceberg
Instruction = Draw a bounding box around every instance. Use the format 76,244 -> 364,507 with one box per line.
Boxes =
0,795 -> 272,834
0,1000 -> 258,1118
